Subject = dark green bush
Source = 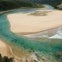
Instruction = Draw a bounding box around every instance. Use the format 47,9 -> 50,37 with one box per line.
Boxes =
0,1 -> 43,11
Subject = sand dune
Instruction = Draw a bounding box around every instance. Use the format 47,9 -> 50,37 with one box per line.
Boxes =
7,10 -> 62,34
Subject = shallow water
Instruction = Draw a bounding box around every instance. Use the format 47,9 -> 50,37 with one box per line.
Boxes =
0,8 -> 62,62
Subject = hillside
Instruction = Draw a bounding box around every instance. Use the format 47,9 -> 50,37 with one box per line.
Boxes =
22,0 -> 62,9
0,0 -> 62,11
0,0 -> 43,11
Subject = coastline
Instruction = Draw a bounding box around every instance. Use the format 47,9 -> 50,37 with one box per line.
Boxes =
0,9 -> 62,62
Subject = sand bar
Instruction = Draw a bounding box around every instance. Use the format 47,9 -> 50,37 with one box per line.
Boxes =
7,10 -> 62,34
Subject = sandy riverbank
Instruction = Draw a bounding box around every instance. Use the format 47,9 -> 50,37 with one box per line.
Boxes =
0,40 -> 13,57
0,40 -> 22,62
7,10 -> 62,34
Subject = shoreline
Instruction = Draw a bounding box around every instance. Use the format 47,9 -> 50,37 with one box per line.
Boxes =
16,25 -> 62,35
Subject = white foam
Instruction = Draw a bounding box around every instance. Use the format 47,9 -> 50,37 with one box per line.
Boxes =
49,30 -> 62,39
49,34 -> 62,39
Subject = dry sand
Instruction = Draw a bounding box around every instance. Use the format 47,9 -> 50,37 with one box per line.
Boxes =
7,10 -> 62,34
0,40 -> 26,62
0,40 -> 13,57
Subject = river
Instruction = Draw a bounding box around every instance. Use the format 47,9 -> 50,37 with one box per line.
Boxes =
0,5 -> 62,62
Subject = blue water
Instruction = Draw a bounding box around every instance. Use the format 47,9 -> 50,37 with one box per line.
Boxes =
0,8 -> 62,61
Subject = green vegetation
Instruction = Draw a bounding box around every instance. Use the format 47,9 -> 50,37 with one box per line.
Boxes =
0,0 -> 62,11
0,1 -> 43,11
45,0 -> 62,9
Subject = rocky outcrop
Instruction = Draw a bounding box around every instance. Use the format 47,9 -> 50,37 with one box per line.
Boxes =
57,3 -> 62,9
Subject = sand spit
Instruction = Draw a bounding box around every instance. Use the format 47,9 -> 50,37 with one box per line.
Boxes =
7,10 -> 62,34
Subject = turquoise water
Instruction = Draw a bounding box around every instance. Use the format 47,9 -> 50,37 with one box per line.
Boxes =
0,9 -> 62,61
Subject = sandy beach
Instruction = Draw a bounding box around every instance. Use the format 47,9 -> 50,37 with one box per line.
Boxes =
0,40 -> 13,57
7,10 -> 62,34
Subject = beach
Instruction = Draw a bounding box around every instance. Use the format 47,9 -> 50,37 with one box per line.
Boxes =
0,9 -> 62,62
7,10 -> 62,34
0,40 -> 13,57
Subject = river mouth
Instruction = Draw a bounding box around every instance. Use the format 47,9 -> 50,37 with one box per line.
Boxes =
0,8 -> 62,62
